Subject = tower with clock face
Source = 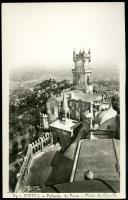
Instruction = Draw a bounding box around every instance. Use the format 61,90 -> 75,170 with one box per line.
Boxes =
72,49 -> 92,93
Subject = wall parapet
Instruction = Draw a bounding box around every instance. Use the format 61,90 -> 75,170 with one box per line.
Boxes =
15,132 -> 53,192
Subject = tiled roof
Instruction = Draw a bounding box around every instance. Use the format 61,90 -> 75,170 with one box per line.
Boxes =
54,90 -> 102,102
70,90 -> 102,102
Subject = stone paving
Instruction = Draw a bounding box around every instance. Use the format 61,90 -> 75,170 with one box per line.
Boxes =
25,145 -> 58,187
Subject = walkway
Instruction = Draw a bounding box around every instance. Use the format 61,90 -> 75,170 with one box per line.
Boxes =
18,127 -> 83,191
25,145 -> 57,187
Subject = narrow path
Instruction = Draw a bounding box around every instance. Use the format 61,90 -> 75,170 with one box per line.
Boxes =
25,145 -> 57,187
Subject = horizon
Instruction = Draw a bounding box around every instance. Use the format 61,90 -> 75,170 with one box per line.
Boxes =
9,66 -> 119,83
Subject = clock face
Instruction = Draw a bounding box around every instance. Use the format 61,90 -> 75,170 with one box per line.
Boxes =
77,59 -> 82,66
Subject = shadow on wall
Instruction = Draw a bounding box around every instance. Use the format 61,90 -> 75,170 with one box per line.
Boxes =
45,151 -> 74,186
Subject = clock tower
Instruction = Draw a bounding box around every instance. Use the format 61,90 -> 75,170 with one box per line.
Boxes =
72,48 -> 92,93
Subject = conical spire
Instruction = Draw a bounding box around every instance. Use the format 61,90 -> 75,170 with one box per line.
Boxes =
62,92 -> 69,118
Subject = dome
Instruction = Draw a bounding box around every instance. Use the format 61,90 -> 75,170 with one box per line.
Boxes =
97,104 -> 117,126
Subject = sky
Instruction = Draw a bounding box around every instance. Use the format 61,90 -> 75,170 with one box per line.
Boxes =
2,3 -> 125,72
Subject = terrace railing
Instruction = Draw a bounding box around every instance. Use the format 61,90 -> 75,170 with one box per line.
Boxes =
15,132 -> 53,192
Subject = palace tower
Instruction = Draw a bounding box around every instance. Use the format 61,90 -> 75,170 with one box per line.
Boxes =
72,48 -> 92,93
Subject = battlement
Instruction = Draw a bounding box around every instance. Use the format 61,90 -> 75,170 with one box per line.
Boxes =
40,113 -> 48,119
15,132 -> 53,192
73,48 -> 91,63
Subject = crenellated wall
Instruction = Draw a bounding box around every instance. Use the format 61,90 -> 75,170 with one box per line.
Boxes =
15,132 -> 53,192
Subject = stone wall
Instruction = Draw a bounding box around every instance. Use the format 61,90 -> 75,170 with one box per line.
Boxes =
68,99 -> 91,121
72,49 -> 92,92
46,93 -> 92,122
15,132 -> 53,192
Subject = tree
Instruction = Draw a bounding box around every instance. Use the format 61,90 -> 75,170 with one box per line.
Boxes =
21,138 -> 26,149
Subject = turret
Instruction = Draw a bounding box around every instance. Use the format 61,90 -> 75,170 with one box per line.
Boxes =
72,47 -> 92,93
83,48 -> 85,55
88,48 -> 91,55
73,49 -> 76,62
83,48 -> 86,61
40,113 -> 49,129
88,48 -> 91,63
79,49 -> 82,54
62,92 -> 70,119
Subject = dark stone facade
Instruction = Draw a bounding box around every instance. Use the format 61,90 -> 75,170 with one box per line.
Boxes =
68,99 -> 91,121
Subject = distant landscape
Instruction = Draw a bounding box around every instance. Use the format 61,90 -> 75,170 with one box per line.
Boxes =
10,67 -> 119,95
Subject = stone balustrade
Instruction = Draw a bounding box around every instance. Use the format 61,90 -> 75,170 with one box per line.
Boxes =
15,132 -> 53,192
31,132 -> 53,155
